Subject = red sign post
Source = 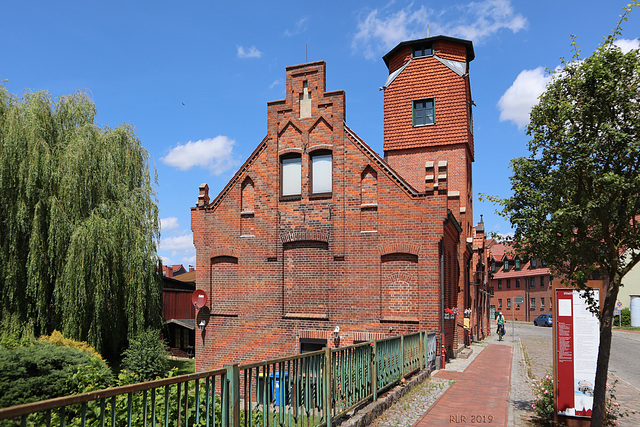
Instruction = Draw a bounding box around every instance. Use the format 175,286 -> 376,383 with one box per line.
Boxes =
554,287 -> 601,425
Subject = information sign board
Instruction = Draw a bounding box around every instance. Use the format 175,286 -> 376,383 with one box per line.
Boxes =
555,289 -> 600,418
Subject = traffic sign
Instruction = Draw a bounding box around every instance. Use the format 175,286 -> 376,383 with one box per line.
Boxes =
515,295 -> 524,305
616,300 -> 623,308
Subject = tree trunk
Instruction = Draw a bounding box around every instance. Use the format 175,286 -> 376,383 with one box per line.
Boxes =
591,279 -> 620,427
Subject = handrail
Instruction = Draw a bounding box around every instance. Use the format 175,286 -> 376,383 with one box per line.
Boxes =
0,330 -> 437,426
0,367 -> 225,419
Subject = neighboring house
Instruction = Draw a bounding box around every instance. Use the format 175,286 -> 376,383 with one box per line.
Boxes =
191,36 -> 486,371
620,259 -> 640,310
162,265 -> 196,357
163,264 -> 187,277
487,241 -> 553,322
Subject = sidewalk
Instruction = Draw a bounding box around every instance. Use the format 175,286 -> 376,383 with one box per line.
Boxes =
413,343 -> 513,426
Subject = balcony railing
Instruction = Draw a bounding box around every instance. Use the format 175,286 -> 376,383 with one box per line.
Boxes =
0,331 -> 437,427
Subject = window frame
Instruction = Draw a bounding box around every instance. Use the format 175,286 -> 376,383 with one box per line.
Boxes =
411,43 -> 433,58
507,298 -> 511,309
530,298 -> 536,309
309,150 -> 333,197
506,279 -> 511,289
412,98 -> 435,127
280,153 -> 302,200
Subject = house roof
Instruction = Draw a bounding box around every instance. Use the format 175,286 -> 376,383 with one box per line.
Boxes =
200,124 -> 424,213
165,319 -> 195,330
382,35 -> 475,66
172,270 -> 196,282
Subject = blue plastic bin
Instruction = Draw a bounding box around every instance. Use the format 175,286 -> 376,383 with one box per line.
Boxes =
270,372 -> 289,405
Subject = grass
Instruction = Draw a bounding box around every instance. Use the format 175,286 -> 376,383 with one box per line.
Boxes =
613,325 -> 640,331
168,357 -> 195,375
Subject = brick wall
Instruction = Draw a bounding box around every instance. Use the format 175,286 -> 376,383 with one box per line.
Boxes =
192,36 -> 478,371
191,60 -> 462,371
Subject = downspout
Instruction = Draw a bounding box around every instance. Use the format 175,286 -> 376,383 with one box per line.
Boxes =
440,239 -> 445,347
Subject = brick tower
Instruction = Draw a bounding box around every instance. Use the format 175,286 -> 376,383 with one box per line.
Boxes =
382,35 -> 476,342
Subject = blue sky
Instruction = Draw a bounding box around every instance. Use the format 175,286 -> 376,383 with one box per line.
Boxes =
2,1 -> 639,267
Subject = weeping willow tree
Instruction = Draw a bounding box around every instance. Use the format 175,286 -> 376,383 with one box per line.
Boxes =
0,86 -> 163,358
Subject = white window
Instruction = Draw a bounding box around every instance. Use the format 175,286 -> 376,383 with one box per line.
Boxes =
282,155 -> 301,197
311,152 -> 332,194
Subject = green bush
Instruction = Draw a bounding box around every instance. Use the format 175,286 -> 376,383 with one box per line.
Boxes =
0,341 -> 113,408
531,372 -> 628,426
121,329 -> 169,381
531,373 -> 554,419
620,307 -> 631,326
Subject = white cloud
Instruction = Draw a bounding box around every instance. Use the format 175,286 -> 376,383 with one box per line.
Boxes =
161,136 -> 237,175
237,46 -> 262,59
352,0 -> 526,60
497,67 -> 552,129
614,38 -> 640,53
159,232 -> 196,267
284,17 -> 308,37
445,0 -> 527,42
269,79 -> 281,89
160,217 -> 179,232
498,37 -> 640,130
181,254 -> 197,266
159,233 -> 194,251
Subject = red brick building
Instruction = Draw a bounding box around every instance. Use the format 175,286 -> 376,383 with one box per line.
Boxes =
487,241 -> 554,322
191,36 -> 489,371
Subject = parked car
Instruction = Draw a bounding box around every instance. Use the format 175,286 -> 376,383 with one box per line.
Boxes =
533,314 -> 553,327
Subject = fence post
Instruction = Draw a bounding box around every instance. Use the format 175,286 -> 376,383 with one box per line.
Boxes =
400,335 -> 405,380
225,364 -> 240,427
421,331 -> 425,370
371,341 -> 378,401
324,347 -> 332,427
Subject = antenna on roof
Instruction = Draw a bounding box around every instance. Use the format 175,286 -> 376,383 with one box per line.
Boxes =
306,44 -> 308,63
427,25 -> 430,38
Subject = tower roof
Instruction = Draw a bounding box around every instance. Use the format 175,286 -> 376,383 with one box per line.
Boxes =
382,35 -> 475,67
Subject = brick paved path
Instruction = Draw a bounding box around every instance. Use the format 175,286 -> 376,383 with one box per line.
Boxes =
414,344 -> 513,427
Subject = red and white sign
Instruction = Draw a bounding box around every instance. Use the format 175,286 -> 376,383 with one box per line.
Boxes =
555,289 -> 600,418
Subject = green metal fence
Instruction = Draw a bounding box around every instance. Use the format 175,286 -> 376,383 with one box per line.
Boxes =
0,331 -> 436,427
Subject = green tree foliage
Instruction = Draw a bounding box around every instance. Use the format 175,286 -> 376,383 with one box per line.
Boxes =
0,341 -> 113,408
121,328 -> 170,381
0,87 -> 162,358
496,5 -> 640,426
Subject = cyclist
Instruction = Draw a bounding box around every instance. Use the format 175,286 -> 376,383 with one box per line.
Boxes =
496,312 -> 506,341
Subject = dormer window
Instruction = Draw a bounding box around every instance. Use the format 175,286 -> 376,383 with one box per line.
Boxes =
515,258 -> 521,271
503,259 -> 509,272
530,257 -> 537,268
412,43 -> 433,58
